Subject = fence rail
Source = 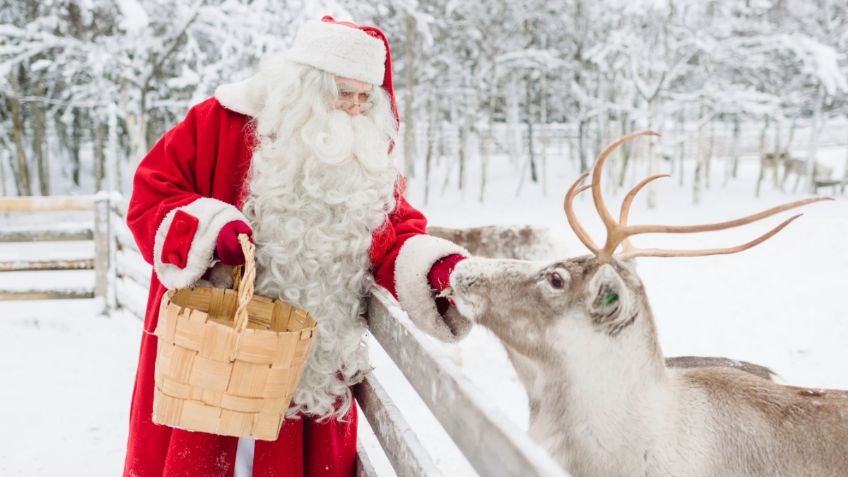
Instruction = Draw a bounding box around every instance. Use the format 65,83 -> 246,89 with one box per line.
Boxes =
0,195 -> 105,301
366,288 -> 569,477
0,258 -> 95,272
0,195 -> 97,212
0,226 -> 93,242
1,192 -> 570,476
0,288 -> 95,300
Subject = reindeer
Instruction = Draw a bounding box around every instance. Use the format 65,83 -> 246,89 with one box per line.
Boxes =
448,131 -> 846,477
759,150 -> 789,188
781,157 -> 834,193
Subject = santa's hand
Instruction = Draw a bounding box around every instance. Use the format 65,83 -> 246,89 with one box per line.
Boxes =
216,220 -> 253,265
427,254 -> 467,315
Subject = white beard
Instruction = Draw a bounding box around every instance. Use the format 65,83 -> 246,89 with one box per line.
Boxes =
242,100 -> 398,420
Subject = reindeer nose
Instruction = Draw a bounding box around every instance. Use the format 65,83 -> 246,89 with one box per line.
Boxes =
450,271 -> 477,293
450,257 -> 490,295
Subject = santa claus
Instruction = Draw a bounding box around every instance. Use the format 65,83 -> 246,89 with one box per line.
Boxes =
124,16 -> 470,477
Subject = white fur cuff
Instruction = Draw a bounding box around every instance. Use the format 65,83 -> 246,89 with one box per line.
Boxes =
153,198 -> 248,290
394,235 -> 471,342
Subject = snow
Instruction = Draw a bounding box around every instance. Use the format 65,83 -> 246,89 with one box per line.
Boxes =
0,301 -> 139,476
1,146 -> 847,476
116,0 -> 150,32
787,34 -> 848,96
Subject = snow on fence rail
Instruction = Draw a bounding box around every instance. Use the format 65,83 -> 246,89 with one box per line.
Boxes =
1,193 -> 571,476
0,195 -> 106,300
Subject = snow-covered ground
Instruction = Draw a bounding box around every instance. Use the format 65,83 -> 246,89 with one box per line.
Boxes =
1,146 -> 846,475
0,301 -> 139,476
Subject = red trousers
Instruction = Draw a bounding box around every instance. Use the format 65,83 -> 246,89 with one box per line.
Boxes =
123,307 -> 357,477
124,399 -> 358,477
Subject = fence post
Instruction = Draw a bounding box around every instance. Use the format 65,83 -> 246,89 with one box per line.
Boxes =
94,192 -> 111,310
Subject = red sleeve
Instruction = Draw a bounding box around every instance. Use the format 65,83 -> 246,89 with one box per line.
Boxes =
126,106 -> 204,264
370,187 -> 472,342
372,193 -> 428,297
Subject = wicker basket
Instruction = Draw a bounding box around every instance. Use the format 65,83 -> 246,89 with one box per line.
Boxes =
152,234 -> 316,441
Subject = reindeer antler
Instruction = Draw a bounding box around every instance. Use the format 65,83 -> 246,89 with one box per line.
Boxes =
563,130 -> 832,261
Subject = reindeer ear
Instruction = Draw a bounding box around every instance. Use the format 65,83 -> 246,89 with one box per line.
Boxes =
587,264 -> 640,336
618,257 -> 638,274
587,264 -> 626,323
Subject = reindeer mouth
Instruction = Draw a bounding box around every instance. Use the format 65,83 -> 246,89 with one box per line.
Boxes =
445,285 -> 486,323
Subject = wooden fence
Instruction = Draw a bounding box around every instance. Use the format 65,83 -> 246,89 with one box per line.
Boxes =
0,195 -> 108,300
1,193 -> 570,477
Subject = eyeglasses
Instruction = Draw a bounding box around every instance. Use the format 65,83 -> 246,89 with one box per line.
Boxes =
335,89 -> 373,112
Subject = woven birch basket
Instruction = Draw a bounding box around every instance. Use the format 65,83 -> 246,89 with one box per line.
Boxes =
152,234 -> 316,441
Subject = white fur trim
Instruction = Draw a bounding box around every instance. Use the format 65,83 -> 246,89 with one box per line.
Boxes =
286,20 -> 386,85
394,235 -> 471,342
214,76 -> 260,117
153,198 -> 249,289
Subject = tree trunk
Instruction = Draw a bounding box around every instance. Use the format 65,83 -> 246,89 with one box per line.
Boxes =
458,124 -> 466,192
107,104 -> 121,192
704,117 -> 713,189
71,108 -> 82,187
578,119 -> 588,172
842,119 -> 848,191
480,79 -> 497,203
805,86 -> 824,193
617,112 -> 631,187
424,95 -> 436,206
676,112 -> 686,186
0,145 -> 10,196
402,15 -> 416,178
646,97 -> 658,208
731,116 -> 741,180
95,122 -> 107,191
525,81 -> 538,183
7,94 -> 31,196
506,78 -> 521,165
786,117 -> 798,151
31,102 -> 49,195
755,117 -> 771,197
0,132 -> 14,197
540,70 -> 548,197
693,122 -> 704,205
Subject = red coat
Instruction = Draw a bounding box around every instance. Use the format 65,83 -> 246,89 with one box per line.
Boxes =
124,97 -> 468,476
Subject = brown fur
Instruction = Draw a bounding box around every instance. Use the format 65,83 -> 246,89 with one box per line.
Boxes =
666,356 -> 775,381
427,225 -> 563,260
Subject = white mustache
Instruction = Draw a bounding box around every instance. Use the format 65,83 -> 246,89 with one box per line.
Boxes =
301,110 -> 354,165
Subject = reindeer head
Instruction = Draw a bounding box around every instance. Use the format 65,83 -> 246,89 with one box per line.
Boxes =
451,131 -> 828,371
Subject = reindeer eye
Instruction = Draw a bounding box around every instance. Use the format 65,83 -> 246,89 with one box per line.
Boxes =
547,272 -> 565,289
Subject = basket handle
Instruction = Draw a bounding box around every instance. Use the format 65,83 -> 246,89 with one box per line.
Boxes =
229,234 -> 256,361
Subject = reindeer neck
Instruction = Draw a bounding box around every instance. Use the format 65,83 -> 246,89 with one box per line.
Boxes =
512,318 -> 673,473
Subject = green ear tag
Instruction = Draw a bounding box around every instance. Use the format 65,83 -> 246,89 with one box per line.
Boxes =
602,293 -> 619,305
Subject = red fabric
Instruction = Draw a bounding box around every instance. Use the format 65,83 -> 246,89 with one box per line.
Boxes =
161,210 -> 198,268
427,253 -> 466,316
253,406 -> 357,476
428,254 -> 466,316
427,254 -> 466,292
124,97 -> 427,476
216,220 -> 253,266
